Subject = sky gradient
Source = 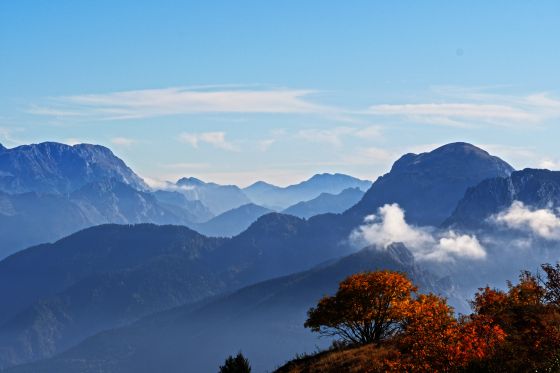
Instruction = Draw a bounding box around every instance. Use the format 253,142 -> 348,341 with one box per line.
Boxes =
1,1 -> 559,186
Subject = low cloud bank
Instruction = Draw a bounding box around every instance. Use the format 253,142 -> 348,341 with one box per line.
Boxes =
351,203 -> 486,262
493,201 -> 560,240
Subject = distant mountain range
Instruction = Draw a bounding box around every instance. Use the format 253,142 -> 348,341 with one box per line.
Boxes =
175,177 -> 251,215
0,179 -> 194,258
2,141 -> 549,372
192,203 -> 273,237
243,173 -> 372,210
0,142 -> 372,257
282,187 -> 365,218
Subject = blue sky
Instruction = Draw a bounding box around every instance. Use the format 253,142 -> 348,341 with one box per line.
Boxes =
1,1 -> 559,186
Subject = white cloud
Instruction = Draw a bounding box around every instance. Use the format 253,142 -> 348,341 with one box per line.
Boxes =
365,88 -> 560,128
110,137 -> 136,146
64,138 -> 86,146
258,139 -> 276,152
355,126 -> 383,139
493,201 -> 560,240
29,87 -> 328,120
141,176 -> 172,190
161,162 -> 210,170
368,103 -> 537,125
425,231 -> 486,262
340,147 -> 395,166
352,204 -> 435,249
296,127 -> 355,147
539,159 -> 560,170
179,131 -> 238,151
351,203 -> 486,262
295,125 -> 383,147
0,127 -> 24,147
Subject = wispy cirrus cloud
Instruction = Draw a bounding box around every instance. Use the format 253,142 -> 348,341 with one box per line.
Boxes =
110,137 -> 137,146
368,103 -> 537,127
27,85 -> 560,130
179,131 -> 238,151
28,87 -> 329,120
295,125 -> 383,147
365,86 -> 560,127
0,126 -> 25,147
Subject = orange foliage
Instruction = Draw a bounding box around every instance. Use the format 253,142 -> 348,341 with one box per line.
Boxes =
385,294 -> 505,372
305,271 -> 417,344
302,265 -> 560,373
470,272 -> 560,371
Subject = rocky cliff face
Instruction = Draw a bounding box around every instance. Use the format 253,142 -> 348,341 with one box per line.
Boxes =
445,168 -> 560,229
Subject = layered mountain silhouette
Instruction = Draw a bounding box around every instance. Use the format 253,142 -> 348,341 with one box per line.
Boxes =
0,141 -> 530,372
243,173 -> 371,209
152,190 -> 213,223
192,203 -> 273,237
3,244 -> 451,373
0,180 -> 194,258
283,187 -> 365,218
0,143 -> 377,256
175,177 -> 251,215
0,224 -> 227,369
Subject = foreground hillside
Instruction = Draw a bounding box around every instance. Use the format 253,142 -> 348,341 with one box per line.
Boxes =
276,265 -> 560,373
274,344 -> 393,373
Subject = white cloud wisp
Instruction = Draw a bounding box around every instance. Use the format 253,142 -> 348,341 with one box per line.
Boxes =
28,87 -> 328,120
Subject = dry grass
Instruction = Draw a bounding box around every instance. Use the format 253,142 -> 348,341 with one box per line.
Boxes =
274,343 -> 397,373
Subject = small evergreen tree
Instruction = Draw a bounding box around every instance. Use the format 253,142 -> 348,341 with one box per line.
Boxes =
218,352 -> 251,373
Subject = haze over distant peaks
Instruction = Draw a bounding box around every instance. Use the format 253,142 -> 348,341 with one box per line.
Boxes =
283,187 -> 365,219
175,177 -> 251,215
192,203 -> 273,237
243,173 -> 372,209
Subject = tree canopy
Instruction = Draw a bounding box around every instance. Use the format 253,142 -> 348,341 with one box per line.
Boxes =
304,271 -> 417,344
302,264 -> 560,372
218,352 -> 251,373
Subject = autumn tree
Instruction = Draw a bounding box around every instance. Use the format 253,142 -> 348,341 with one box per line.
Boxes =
470,270 -> 560,372
385,294 -> 505,372
541,262 -> 560,305
304,271 -> 417,344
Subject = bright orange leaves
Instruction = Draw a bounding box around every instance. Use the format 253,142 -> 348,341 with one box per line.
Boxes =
386,295 -> 505,372
305,271 -> 417,344
305,266 -> 560,372
469,270 -> 560,372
